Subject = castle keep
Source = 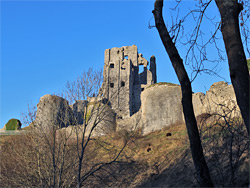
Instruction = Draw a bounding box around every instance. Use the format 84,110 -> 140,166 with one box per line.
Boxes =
100,45 -> 156,119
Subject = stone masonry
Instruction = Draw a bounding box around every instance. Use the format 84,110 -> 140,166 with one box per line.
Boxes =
34,45 -> 240,136
100,45 -> 156,119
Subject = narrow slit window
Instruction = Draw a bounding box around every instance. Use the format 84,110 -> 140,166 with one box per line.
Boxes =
110,63 -> 114,68
110,83 -> 114,88
121,81 -> 125,87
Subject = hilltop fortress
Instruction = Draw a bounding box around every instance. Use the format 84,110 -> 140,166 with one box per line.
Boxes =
35,45 -> 240,136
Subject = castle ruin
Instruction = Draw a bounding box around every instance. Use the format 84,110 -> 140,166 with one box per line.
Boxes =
100,45 -> 157,119
34,45 -> 240,136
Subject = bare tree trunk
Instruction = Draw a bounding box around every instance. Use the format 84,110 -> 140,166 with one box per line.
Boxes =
52,129 -> 57,188
215,0 -> 249,135
152,0 -> 214,186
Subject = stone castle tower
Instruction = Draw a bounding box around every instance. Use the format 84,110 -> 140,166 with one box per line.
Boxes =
100,45 -> 156,119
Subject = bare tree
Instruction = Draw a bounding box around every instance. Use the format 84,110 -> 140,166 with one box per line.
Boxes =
62,68 -> 103,104
152,0 -> 214,186
150,0 -> 249,134
63,69 -> 139,187
214,0 -> 249,134
197,100 -> 249,186
19,101 -> 75,187
1,68 -> 135,187
152,0 -> 249,185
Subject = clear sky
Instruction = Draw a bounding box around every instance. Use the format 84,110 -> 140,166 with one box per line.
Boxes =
1,0 -> 248,128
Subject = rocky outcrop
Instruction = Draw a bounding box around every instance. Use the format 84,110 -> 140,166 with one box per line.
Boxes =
35,95 -> 73,129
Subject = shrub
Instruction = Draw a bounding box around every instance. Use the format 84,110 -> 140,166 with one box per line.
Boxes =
4,119 -> 22,130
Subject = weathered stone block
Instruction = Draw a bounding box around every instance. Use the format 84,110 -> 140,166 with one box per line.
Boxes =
140,84 -> 184,135
35,94 -> 73,129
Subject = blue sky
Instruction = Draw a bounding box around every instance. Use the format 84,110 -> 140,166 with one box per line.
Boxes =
1,0 -> 248,128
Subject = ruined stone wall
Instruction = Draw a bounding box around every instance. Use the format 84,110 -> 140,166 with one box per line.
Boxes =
192,81 -> 240,118
137,84 -> 184,135
150,56 -> 157,83
35,82 -> 239,137
102,45 -> 156,119
34,46 -> 240,137
117,81 -> 240,135
35,95 -> 116,137
35,95 -> 74,130
82,102 -> 116,136
103,46 -> 134,119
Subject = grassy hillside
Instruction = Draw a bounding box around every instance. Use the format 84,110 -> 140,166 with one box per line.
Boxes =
0,121 -> 248,187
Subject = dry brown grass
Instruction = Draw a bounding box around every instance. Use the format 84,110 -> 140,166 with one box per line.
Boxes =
0,120 -> 248,187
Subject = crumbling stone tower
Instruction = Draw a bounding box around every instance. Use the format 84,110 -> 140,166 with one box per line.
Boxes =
101,45 -> 156,119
